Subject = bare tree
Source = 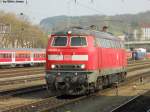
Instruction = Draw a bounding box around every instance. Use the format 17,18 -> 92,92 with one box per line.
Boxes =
0,11 -> 47,48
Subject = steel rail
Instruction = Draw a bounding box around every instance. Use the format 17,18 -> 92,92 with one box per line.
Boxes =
110,90 -> 150,112
0,70 -> 45,78
0,84 -> 46,99
0,67 -> 44,74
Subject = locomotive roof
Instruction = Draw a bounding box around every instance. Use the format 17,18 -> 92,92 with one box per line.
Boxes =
52,28 -> 121,41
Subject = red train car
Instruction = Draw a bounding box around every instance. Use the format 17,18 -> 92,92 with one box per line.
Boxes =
0,48 -> 45,67
45,28 -> 127,95
0,50 -> 13,65
146,52 -> 150,59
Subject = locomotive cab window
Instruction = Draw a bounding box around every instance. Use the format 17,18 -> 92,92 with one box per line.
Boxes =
52,36 -> 67,46
71,37 -> 87,46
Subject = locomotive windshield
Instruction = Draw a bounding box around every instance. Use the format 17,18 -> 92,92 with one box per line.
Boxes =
52,36 -> 67,46
71,37 -> 87,46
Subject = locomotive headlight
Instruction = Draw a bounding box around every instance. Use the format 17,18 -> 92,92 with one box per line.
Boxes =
51,64 -> 55,69
68,31 -> 72,34
81,64 -> 85,69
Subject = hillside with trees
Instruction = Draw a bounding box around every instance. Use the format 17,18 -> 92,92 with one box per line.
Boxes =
0,11 -> 47,48
40,11 -> 150,36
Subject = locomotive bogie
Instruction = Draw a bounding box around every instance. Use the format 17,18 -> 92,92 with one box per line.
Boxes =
46,71 -> 89,95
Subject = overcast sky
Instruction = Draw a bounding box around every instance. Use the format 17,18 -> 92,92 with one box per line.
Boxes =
0,0 -> 150,24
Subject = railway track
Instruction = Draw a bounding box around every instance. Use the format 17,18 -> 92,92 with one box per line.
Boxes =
111,90 -> 150,112
0,66 -> 45,86
0,67 -> 46,99
0,60 -> 149,93
0,60 -> 149,87
45,71 -> 150,112
128,60 -> 150,66
0,74 -> 44,86
128,59 -> 150,64
127,62 -> 150,72
0,61 -> 150,80
0,84 -> 46,99
1,61 -> 150,112
0,60 -> 147,85
0,66 -> 44,71
0,60 -> 148,79
0,67 -> 45,78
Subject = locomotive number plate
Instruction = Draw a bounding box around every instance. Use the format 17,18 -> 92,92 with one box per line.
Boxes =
63,55 -> 72,60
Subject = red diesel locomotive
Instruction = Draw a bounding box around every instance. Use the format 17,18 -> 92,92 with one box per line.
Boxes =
45,28 -> 127,95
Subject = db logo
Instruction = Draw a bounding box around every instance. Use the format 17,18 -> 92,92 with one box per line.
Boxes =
63,55 -> 72,60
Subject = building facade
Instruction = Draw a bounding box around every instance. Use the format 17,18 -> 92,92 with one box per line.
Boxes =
141,24 -> 150,40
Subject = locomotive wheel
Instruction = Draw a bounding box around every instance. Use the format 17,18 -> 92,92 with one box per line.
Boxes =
96,77 -> 103,91
117,72 -> 126,82
118,73 -> 122,82
86,83 -> 96,95
102,76 -> 110,88
121,72 -> 127,82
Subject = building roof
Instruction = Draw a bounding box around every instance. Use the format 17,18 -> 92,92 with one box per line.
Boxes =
140,24 -> 150,28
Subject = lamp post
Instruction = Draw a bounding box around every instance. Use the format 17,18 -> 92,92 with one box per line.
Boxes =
20,12 -> 24,48
127,24 -> 131,50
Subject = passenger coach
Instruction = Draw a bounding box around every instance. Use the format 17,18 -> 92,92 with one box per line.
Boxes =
0,48 -> 45,67
45,28 -> 127,95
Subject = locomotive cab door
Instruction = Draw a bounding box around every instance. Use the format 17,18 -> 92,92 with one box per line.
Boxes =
12,52 -> 15,63
11,52 -> 16,67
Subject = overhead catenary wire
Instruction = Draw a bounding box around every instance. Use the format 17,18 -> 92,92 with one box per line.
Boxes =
74,1 -> 132,24
67,0 -> 72,28
67,0 -> 106,29
69,0 -> 112,30
75,1 -> 105,15
65,0 -> 132,31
